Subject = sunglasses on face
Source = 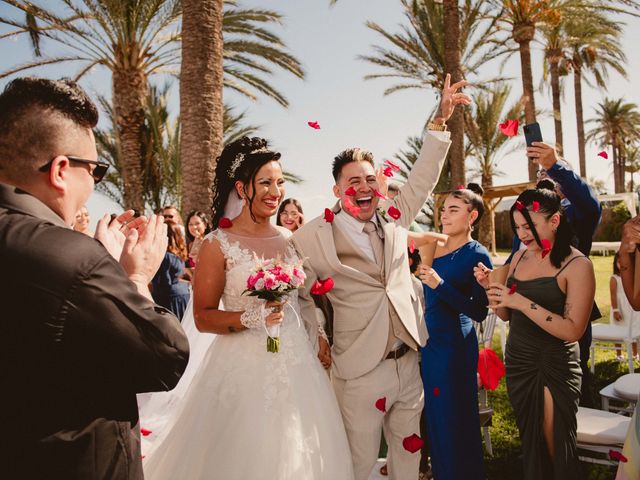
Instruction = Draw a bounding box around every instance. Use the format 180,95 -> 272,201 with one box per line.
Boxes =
39,155 -> 110,184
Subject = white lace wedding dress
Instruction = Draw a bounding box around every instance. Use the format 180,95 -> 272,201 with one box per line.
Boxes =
143,230 -> 354,479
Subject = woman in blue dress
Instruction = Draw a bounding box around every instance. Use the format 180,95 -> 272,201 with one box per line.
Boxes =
417,183 -> 491,479
151,223 -> 191,320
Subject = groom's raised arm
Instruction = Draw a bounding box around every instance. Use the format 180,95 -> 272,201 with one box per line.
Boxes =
390,74 -> 471,228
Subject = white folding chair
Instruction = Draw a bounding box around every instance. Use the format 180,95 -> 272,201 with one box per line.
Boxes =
576,407 -> 631,466
590,319 -> 640,374
474,311 -> 499,456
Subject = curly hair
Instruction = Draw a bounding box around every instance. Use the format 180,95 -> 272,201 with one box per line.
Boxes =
211,136 -> 281,227
0,77 -> 98,181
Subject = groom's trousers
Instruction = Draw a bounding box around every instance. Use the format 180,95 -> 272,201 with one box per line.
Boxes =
332,349 -> 424,480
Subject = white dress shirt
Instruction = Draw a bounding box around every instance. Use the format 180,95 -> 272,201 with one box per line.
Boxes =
334,209 -> 380,264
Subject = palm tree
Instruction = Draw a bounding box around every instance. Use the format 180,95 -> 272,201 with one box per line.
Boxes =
96,87 -> 262,212
360,0 -> 506,188
624,145 -> 640,191
587,98 -> 640,193
180,0 -> 223,217
541,22 -> 569,155
0,0 -> 304,213
564,10 -> 626,178
465,84 -> 524,253
490,0 -> 565,181
442,0 -> 466,187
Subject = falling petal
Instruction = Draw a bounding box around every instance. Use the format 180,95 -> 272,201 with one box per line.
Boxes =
324,208 -> 335,223
532,201 -> 540,213
383,167 -> 394,177
387,206 -> 401,220
307,121 -> 321,130
345,186 -> 357,196
514,201 -> 525,211
384,159 -> 401,171
433,387 -> 440,397
598,151 -> 609,159
456,184 -> 466,190
508,283 -> 517,295
344,198 -> 362,215
373,189 -> 387,200
609,450 -> 628,462
498,119 -> 519,137
375,397 -> 387,413
140,428 -> 152,437
402,434 -> 424,454
409,240 -> 416,254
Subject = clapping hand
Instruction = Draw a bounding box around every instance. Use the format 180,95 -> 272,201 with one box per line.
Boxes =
433,73 -> 471,124
119,214 -> 168,285
95,210 -> 147,261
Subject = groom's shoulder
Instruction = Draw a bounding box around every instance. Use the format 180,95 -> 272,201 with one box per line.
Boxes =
293,215 -> 325,245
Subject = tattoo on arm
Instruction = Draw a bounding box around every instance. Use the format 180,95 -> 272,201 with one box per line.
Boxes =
563,303 -> 573,320
530,303 -> 538,310
545,315 -> 553,322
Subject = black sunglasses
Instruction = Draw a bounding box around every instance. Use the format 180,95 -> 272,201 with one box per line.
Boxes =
39,155 -> 110,184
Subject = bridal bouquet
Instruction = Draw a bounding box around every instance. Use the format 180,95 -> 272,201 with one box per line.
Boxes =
244,257 -> 306,353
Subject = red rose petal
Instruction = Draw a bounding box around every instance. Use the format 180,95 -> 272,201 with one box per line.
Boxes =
383,167 -> 394,177
598,151 -> 609,159
498,119 -> 519,137
344,186 -> 357,196
375,397 -> 387,413
433,387 -> 440,397
387,206 -> 401,220
324,208 -> 335,223
140,428 -> 152,437
307,121 -> 320,130
456,184 -> 466,190
478,348 -> 506,391
218,217 -> 233,229
383,159 -> 401,171
508,283 -> 517,295
514,201 -> 525,211
532,201 -> 540,213
402,434 -> 424,454
311,277 -> 334,295
373,189 -> 387,200
344,198 -> 362,216
609,450 -> 628,462
409,240 -> 416,254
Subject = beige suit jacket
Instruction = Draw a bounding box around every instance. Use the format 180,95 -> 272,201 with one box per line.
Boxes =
291,131 -> 450,380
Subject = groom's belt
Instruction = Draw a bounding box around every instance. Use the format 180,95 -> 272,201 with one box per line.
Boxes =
385,342 -> 411,361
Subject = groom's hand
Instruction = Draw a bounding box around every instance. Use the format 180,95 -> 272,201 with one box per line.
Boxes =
432,73 -> 471,125
318,336 -> 331,369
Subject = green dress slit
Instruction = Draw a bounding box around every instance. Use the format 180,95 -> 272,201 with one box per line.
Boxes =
505,255 -> 583,480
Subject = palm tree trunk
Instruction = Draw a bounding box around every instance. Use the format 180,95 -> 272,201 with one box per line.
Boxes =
180,0 -> 225,216
573,65 -> 587,178
112,69 -> 148,213
443,0 -> 465,187
549,59 -> 564,156
613,144 -> 622,193
514,24 -> 538,182
479,170 -> 493,253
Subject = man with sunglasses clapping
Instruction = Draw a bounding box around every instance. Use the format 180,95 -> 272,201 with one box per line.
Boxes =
0,77 -> 189,480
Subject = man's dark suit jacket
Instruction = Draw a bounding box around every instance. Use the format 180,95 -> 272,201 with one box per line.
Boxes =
0,183 -> 189,479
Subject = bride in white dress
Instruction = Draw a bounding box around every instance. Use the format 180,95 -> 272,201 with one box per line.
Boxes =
144,137 -> 354,480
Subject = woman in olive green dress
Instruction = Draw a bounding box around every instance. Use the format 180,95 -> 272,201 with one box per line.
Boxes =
474,188 -> 595,479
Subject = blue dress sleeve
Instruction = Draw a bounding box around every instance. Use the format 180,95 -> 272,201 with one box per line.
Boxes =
431,245 -> 492,321
547,162 -> 601,222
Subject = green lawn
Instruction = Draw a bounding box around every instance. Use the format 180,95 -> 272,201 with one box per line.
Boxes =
485,254 -> 629,480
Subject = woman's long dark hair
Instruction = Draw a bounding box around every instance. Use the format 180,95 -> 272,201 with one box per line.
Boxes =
509,188 -> 575,268
211,137 -> 281,228
185,210 -> 211,248
276,198 -> 304,227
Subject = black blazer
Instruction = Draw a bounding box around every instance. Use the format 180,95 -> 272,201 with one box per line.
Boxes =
0,184 -> 189,479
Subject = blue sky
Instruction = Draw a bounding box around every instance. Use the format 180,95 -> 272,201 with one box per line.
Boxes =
1,0 -> 639,228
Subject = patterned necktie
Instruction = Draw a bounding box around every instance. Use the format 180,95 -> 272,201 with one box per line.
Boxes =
363,221 -> 384,265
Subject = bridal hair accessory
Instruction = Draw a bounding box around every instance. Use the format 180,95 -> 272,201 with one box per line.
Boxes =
227,153 -> 245,177
532,201 -> 540,212
244,256 -> 306,353
514,200 -> 525,211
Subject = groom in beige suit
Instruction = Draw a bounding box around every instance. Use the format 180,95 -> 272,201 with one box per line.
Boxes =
292,76 -> 470,480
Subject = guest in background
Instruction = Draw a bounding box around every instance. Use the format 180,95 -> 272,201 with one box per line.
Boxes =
73,205 -> 92,236
162,205 -> 183,226
185,210 -> 211,267
417,183 -> 491,480
277,198 -> 304,232
619,216 -> 640,310
478,188 -> 594,480
508,144 -> 601,406
610,252 -> 640,360
152,223 -> 191,320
